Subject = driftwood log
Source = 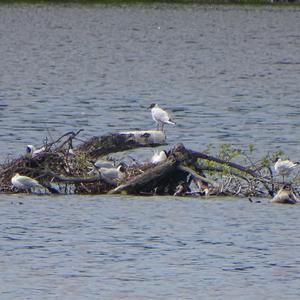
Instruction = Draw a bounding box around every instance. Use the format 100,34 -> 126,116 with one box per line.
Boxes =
109,159 -> 179,195
78,130 -> 166,158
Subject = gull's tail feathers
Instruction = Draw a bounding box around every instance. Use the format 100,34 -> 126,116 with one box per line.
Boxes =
166,119 -> 176,125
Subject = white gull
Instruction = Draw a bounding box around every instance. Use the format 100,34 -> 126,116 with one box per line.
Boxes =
148,103 -> 175,131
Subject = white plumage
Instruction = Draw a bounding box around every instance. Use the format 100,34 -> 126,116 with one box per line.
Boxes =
68,149 -> 75,156
151,150 -> 167,164
94,159 -> 115,169
11,173 -> 43,191
274,158 -> 299,182
26,145 -> 45,157
99,165 -> 124,181
148,103 -> 175,131
271,184 -> 299,204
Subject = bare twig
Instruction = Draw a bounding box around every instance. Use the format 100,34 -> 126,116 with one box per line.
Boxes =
47,129 -> 84,150
188,149 -> 259,177
178,165 -> 220,188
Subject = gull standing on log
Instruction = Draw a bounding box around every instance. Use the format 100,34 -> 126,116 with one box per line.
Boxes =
148,103 -> 175,131
274,158 -> 299,183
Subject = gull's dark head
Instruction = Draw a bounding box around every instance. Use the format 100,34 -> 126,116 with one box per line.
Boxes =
282,183 -> 292,191
274,157 -> 280,163
148,103 -> 156,109
26,145 -> 34,155
162,150 -> 169,157
117,162 -> 128,173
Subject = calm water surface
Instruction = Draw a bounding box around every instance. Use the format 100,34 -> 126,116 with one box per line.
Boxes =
1,195 -> 300,299
0,4 -> 299,158
0,3 -> 300,299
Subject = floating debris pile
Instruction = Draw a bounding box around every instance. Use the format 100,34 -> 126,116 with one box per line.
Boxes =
0,129 -> 299,202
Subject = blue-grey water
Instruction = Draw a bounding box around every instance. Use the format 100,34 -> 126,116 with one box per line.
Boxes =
0,3 -> 300,299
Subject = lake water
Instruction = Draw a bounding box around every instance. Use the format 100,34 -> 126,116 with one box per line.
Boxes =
0,3 -> 300,299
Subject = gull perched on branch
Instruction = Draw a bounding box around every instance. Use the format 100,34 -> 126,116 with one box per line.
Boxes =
148,103 -> 175,131
274,158 -> 299,183
11,173 -> 44,192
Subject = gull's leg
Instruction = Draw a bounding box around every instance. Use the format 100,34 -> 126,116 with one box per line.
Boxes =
161,123 -> 164,132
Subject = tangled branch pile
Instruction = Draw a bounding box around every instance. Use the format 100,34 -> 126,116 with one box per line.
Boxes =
0,129 -> 298,201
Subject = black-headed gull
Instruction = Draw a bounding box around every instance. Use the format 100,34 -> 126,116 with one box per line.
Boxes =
151,150 -> 168,164
11,173 -> 43,191
274,158 -> 299,182
99,165 -> 125,181
94,159 -> 115,169
271,184 -> 299,204
26,145 -> 45,157
148,103 -> 175,131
